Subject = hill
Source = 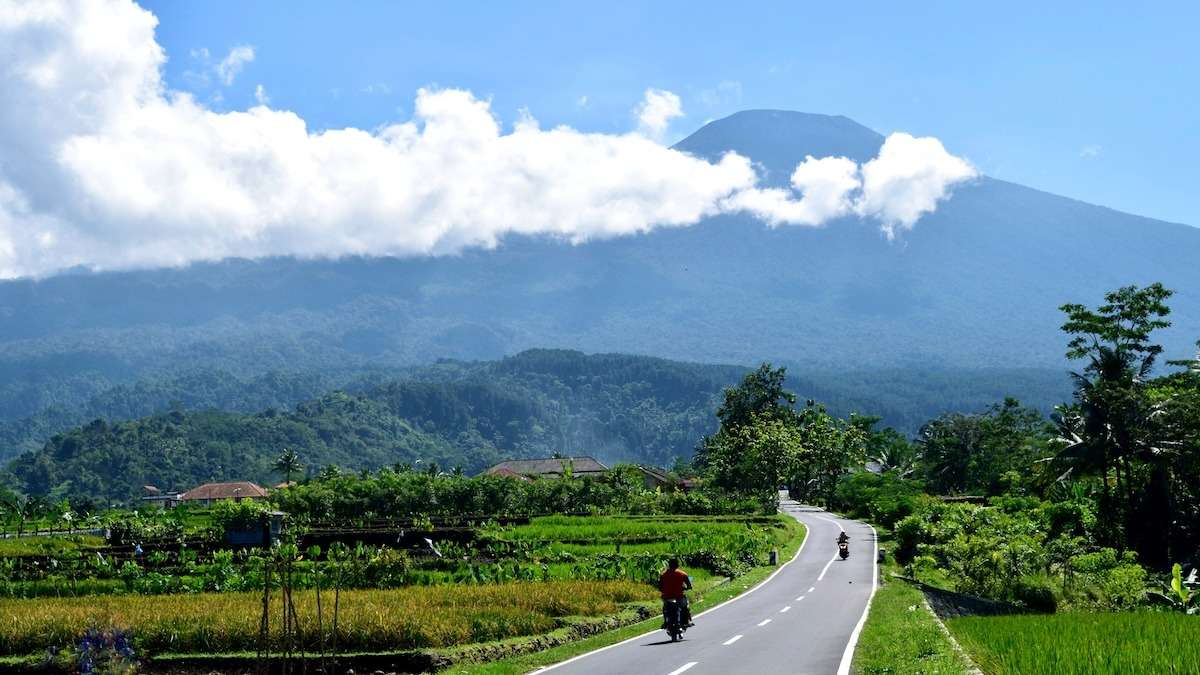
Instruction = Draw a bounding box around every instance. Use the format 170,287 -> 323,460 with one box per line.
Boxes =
6,350 -> 750,503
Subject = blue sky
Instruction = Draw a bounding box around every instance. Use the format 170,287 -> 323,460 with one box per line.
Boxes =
143,0 -> 1198,227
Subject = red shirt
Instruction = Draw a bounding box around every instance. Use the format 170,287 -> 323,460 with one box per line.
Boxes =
660,568 -> 690,599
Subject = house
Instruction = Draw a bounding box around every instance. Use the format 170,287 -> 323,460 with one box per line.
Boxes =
179,481 -> 270,507
636,465 -> 676,491
140,485 -> 181,509
487,467 -> 532,482
484,456 -> 609,479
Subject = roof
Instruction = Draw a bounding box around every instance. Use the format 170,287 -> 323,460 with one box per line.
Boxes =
485,457 -> 608,477
181,481 -> 269,501
637,465 -> 674,483
488,467 -> 532,482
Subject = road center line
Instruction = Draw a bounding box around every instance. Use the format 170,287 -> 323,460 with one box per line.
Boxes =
780,605 -> 791,613
666,662 -> 698,675
795,595 -> 806,601
757,618 -> 772,627
818,550 -> 840,581
808,586 -> 816,593
723,634 -> 743,646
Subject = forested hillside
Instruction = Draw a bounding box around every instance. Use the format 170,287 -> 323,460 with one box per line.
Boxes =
4,350 -> 750,503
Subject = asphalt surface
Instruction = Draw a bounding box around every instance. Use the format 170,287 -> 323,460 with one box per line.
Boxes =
536,498 -> 878,675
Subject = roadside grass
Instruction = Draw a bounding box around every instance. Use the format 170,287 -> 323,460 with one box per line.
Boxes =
0,580 -> 653,656
948,612 -> 1200,675
848,524 -> 972,675
852,577 -> 971,675
443,515 -> 806,675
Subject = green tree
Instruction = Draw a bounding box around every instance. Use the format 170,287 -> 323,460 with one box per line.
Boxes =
705,414 -> 804,512
1054,283 -> 1177,566
918,399 -> 1050,496
273,448 -> 303,486
791,405 -> 868,506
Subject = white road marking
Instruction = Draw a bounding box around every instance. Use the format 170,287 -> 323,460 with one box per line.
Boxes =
723,635 -> 743,646
795,595 -> 806,601
808,586 -> 816,593
780,605 -> 791,613
667,662 -> 698,675
534,500 -> 814,673
835,523 -> 881,675
757,619 -> 772,627
818,547 -> 845,581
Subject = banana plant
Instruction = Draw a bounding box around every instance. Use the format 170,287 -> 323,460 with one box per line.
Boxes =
1148,564 -> 1199,614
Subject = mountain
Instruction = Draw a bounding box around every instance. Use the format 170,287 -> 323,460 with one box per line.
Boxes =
0,110 -> 1198,454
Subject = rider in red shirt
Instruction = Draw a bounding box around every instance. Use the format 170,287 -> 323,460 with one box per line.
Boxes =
659,558 -> 694,627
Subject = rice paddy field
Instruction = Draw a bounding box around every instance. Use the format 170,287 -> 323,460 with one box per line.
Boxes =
0,580 -> 653,655
0,514 -> 802,659
947,612 -> 1200,675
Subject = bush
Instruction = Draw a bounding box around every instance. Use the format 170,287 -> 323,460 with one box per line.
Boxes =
834,472 -> 924,529
1013,577 -> 1058,613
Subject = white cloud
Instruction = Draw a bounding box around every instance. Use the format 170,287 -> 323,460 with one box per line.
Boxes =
855,133 -> 978,239
0,0 -> 975,279
254,84 -> 269,105
635,88 -> 683,139
1080,144 -> 1102,158
576,95 -> 589,108
361,82 -> 390,95
215,45 -> 254,86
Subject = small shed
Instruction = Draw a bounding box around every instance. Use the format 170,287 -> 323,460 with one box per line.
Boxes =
224,510 -> 287,548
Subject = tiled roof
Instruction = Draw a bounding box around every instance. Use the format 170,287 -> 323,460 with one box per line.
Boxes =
181,481 -> 269,501
485,457 -> 608,477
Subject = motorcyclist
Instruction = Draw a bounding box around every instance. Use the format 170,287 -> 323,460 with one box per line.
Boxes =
837,531 -> 850,545
660,558 -> 694,628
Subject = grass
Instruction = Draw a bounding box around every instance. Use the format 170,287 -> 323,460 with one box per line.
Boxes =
444,516 -> 806,675
948,612 -> 1200,675
492,515 -> 781,542
852,577 -> 971,675
0,580 -> 654,656
0,535 -> 105,557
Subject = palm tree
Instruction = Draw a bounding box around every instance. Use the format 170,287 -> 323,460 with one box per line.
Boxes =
273,448 -> 303,486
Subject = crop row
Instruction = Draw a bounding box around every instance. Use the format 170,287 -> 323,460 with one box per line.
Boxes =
0,580 -> 654,656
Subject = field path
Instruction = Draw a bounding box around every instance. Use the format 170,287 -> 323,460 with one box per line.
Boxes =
534,497 -> 878,675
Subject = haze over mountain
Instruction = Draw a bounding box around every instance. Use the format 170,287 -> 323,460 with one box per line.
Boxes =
0,110 -> 1197,449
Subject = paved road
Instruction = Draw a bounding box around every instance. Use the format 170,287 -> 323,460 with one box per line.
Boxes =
537,499 -> 878,675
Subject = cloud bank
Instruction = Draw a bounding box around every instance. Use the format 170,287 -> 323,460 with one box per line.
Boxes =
0,0 -> 976,279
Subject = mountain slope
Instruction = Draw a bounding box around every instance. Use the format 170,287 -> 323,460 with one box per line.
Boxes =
0,110 -> 1196,440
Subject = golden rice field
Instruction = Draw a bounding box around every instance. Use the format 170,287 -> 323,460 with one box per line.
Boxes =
0,580 -> 654,656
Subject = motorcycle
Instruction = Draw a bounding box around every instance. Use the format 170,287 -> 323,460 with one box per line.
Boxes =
663,598 -> 687,642
838,540 -> 850,560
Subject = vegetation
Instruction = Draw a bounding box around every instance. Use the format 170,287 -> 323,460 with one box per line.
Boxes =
5,350 -> 747,503
0,581 -> 653,655
948,612 -> 1200,675
852,578 -> 970,675
697,364 -> 868,511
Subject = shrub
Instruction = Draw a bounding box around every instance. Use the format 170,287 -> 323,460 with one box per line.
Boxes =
1012,577 -> 1058,613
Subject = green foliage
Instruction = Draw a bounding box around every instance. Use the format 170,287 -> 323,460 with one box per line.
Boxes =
949,612 -> 1200,675
834,472 -> 926,529
852,579 -> 972,675
1147,563 -> 1200,614
209,499 -> 270,530
917,398 -> 1052,496
8,350 -> 748,503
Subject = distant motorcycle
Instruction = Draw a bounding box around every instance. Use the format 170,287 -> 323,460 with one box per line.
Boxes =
663,598 -> 687,642
838,540 -> 850,560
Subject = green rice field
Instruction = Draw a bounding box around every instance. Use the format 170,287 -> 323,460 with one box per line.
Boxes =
948,612 -> 1200,675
